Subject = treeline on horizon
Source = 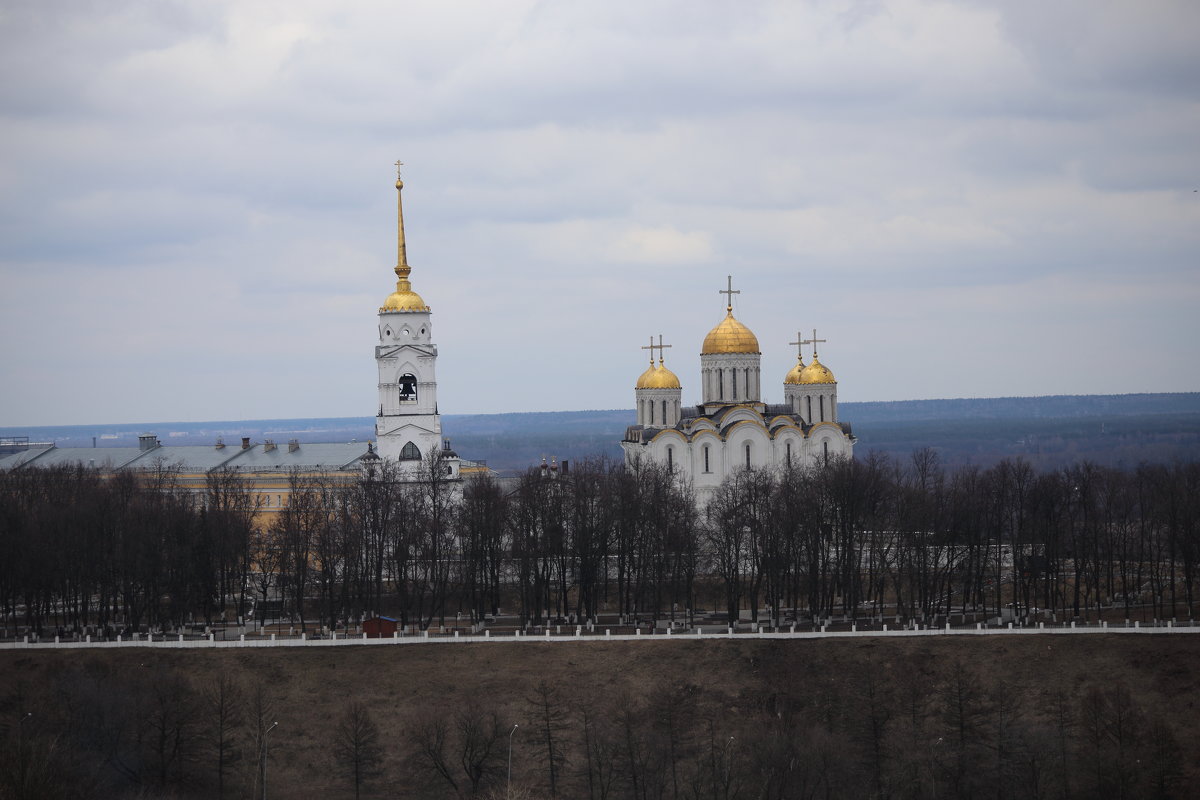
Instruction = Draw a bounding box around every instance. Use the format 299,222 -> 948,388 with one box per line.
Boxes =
5,392 -> 1199,472
1,449 -> 1197,639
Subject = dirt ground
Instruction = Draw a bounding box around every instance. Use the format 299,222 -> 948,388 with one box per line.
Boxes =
3,634 -> 1198,798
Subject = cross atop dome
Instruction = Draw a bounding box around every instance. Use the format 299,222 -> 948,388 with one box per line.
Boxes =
719,275 -> 741,313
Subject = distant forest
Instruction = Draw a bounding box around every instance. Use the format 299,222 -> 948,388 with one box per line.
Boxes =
3,393 -> 1199,472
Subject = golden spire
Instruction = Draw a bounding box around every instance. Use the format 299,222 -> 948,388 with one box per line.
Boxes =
395,160 -> 409,280
381,161 -> 429,312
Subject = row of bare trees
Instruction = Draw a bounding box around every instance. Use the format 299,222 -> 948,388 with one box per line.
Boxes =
0,464 -> 258,635
707,452 -> 1199,625
1,450 -> 1197,635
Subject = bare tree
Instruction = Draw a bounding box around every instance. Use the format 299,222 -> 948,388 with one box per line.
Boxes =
334,701 -> 383,800
204,673 -> 244,799
527,680 -> 568,796
457,705 -> 505,796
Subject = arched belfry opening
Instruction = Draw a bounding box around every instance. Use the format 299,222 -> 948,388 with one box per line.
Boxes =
398,372 -> 418,404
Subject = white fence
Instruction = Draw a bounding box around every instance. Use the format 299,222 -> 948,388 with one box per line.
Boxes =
2,620 -> 1197,650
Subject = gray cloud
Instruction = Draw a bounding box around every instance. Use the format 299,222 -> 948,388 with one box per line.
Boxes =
1,0 -> 1197,426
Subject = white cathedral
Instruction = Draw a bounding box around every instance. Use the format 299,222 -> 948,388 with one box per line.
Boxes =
373,168 -> 462,480
620,279 -> 855,495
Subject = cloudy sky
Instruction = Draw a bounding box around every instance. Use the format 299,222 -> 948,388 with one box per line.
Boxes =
1,1 -> 1198,427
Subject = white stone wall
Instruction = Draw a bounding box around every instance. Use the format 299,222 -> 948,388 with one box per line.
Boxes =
700,353 -> 762,405
635,387 -> 683,427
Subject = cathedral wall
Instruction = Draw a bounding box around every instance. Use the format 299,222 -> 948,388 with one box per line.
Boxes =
700,353 -> 762,404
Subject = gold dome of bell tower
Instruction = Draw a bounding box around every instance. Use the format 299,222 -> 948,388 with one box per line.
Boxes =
381,164 -> 430,313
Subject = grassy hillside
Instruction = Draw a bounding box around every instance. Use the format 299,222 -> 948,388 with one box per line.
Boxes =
2,635 -> 1197,798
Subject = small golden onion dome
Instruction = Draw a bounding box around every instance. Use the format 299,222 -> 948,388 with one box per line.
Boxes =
636,363 -> 682,390
798,355 -> 836,384
380,277 -> 429,312
701,311 -> 760,355
784,357 -> 806,385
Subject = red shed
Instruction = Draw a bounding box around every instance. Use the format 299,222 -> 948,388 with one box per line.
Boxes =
362,616 -> 398,638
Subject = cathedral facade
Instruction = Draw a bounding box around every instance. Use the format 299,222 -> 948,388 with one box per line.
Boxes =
620,278 -> 855,497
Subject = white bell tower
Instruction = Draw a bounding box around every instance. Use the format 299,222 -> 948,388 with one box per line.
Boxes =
374,164 -> 459,479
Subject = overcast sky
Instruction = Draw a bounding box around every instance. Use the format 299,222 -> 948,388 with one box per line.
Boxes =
1,1 -> 1198,427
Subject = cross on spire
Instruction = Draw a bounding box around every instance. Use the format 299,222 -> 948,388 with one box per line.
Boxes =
641,335 -> 672,364
808,328 -> 828,358
789,331 -> 812,361
394,160 -> 404,180
655,334 -> 672,365
719,275 -> 740,312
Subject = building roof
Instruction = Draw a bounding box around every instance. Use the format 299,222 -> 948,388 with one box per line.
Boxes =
0,441 -> 374,474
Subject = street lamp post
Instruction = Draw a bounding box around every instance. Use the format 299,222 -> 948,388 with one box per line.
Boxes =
507,723 -> 519,798
261,721 -> 278,800
17,712 -> 32,783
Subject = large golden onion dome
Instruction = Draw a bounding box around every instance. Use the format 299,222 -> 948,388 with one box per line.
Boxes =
798,355 -> 836,384
784,357 -> 807,385
701,311 -> 760,355
636,362 -> 682,390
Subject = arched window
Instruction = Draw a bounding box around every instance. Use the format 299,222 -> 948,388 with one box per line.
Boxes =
661,399 -> 667,424
400,441 -> 421,461
667,447 -> 674,472
806,396 -> 812,422
823,440 -> 829,464
819,395 -> 825,422
703,445 -> 711,473
745,442 -> 751,470
786,441 -> 792,467
398,373 -> 418,404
